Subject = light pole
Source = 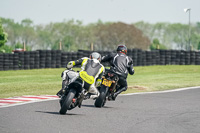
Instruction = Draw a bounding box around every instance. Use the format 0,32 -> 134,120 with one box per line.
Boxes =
184,8 -> 191,51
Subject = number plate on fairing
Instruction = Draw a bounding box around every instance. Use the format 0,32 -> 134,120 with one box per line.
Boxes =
102,79 -> 112,87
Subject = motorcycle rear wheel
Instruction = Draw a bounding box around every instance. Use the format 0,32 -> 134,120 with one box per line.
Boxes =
94,85 -> 108,108
59,88 -> 76,114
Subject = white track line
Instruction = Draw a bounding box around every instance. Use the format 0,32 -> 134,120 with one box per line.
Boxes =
121,86 -> 200,96
0,86 -> 199,108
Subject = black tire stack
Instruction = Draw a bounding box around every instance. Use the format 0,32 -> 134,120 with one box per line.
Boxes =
13,52 -> 19,70
29,51 -> 35,69
3,54 -> 9,70
0,49 -> 199,71
71,52 -> 77,61
9,54 -> 14,70
155,50 -> 160,65
18,52 -> 24,70
151,50 -> 160,65
132,49 -> 138,66
34,51 -> 40,69
165,50 -> 171,65
171,50 -> 177,65
0,53 -> 3,71
51,50 -> 57,68
175,51 -> 181,65
66,52 -> 73,64
180,50 -> 186,65
61,52 -> 70,68
83,50 -> 92,58
24,51 -> 30,69
190,51 -> 196,65
45,50 -> 52,68
159,50 -> 165,65
195,51 -> 200,65
185,51 -> 191,65
127,49 -> 132,59
56,50 -> 62,68
39,50 -> 46,69
136,49 -> 143,66
141,50 -> 146,66
146,51 -> 152,66
77,50 -> 83,59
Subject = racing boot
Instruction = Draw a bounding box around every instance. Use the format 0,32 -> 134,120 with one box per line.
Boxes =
56,89 -> 64,97
84,93 -> 91,100
112,87 -> 127,100
90,91 -> 100,100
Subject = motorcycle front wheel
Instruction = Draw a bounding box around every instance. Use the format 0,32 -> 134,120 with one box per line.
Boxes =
59,88 -> 76,114
94,85 -> 109,108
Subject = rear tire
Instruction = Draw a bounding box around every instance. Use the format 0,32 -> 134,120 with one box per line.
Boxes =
59,88 -> 76,114
95,86 -> 108,108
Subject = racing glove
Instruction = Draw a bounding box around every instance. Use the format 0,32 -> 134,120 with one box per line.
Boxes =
67,61 -> 75,69
95,79 -> 102,87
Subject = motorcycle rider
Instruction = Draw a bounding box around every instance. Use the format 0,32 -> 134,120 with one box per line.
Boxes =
57,52 -> 105,99
101,44 -> 134,100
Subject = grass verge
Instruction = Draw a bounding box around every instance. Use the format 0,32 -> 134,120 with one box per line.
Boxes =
0,65 -> 200,98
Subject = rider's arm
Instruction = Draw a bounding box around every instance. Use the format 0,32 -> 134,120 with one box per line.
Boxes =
66,57 -> 86,68
101,52 -> 115,62
128,64 -> 134,75
95,65 -> 105,87
127,57 -> 134,75
74,58 -> 84,66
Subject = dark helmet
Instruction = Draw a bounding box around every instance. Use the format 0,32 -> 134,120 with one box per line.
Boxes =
117,45 -> 127,54
90,52 -> 102,62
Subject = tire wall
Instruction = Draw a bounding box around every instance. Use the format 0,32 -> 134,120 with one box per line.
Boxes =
0,49 -> 199,71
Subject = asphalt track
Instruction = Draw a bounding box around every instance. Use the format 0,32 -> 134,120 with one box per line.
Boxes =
0,87 -> 200,133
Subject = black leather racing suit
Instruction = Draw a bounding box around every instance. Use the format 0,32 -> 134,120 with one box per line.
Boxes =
101,52 -> 134,96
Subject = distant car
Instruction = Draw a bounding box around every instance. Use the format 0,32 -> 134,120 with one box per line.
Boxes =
12,48 -> 25,53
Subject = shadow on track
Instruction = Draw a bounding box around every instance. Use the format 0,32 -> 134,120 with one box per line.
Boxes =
35,111 -> 82,115
81,104 -> 114,109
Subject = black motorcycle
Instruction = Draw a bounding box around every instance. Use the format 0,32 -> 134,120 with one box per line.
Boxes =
59,71 -> 92,114
57,68 -> 79,97
94,69 -> 119,108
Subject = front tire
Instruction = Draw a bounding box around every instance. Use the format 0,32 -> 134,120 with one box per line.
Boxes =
95,85 -> 108,108
59,88 -> 76,114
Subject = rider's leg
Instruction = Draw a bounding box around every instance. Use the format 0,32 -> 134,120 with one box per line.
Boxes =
112,77 -> 127,100
88,86 -> 100,99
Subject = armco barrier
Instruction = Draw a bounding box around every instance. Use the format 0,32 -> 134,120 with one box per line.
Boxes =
0,49 -> 199,71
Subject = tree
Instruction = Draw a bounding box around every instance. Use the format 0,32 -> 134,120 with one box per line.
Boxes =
2,16 -> 200,51
20,19 -> 36,50
150,38 -> 167,50
198,41 -> 200,50
95,22 -> 150,50
0,18 -> 7,47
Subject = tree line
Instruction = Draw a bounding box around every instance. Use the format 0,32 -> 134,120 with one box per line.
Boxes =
135,21 -> 200,50
0,17 -> 200,53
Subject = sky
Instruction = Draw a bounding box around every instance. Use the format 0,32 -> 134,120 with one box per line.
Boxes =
0,0 -> 200,25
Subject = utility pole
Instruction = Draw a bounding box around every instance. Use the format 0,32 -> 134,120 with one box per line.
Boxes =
184,8 -> 191,51
23,41 -> 26,51
59,40 -> 62,50
91,43 -> 94,51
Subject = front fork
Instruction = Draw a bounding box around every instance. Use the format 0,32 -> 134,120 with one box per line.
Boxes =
76,89 -> 88,108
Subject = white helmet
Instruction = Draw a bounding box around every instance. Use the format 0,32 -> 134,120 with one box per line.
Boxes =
90,52 -> 101,62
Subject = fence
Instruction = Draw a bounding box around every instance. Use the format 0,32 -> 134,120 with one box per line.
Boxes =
0,49 -> 199,71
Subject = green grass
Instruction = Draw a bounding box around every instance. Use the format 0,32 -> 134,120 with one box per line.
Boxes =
0,65 -> 200,98
125,65 -> 200,93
